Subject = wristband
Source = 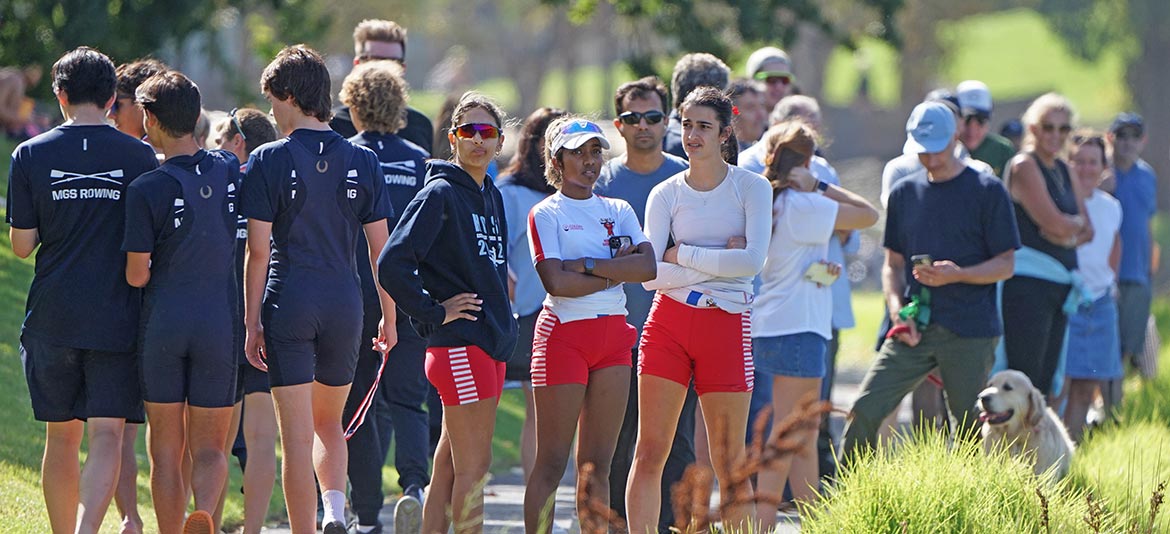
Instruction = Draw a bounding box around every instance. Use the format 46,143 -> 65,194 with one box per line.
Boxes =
815,180 -> 830,194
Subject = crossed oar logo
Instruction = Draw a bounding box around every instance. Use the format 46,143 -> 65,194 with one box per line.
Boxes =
49,169 -> 125,186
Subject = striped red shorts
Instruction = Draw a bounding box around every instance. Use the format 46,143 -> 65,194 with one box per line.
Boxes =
530,309 -> 636,388
637,294 -> 754,394
424,345 -> 505,406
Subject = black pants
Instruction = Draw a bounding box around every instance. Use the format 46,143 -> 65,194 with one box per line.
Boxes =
817,330 -> 840,483
1002,276 -> 1071,395
343,323 -> 430,526
608,348 -> 697,534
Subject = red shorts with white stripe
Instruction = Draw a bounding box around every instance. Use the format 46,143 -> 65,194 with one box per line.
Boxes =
424,345 -> 506,406
637,293 -> 754,394
530,309 -> 636,388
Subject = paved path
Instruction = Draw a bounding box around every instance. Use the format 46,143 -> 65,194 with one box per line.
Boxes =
259,365 -> 911,533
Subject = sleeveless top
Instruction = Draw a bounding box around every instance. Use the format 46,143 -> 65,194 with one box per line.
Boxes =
1012,153 -> 1078,270
150,160 -> 237,291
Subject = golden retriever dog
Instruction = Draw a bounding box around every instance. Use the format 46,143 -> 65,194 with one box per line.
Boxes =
977,370 -> 1075,479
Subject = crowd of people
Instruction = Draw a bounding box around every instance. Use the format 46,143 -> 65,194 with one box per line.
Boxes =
5,15 -> 1162,534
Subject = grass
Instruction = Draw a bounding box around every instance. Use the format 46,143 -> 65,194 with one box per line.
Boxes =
803,428 -> 1112,533
1068,421 -> 1170,532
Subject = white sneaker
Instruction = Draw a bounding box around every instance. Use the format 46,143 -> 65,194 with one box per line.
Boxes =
394,486 -> 424,534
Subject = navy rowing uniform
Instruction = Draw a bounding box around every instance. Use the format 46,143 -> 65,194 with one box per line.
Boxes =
241,129 -> 392,387
123,149 -> 240,407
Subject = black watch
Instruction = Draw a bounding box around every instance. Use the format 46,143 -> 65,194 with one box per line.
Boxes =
583,257 -> 595,275
815,179 -> 830,194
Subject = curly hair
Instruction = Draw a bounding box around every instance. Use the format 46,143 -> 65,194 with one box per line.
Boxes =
762,120 -> 816,199
340,60 -> 409,134
504,107 -> 566,193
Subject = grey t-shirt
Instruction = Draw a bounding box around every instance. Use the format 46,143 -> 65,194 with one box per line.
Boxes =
595,153 -> 689,335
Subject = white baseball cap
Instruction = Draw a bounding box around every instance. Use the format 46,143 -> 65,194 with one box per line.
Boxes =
956,80 -> 993,116
746,47 -> 793,80
548,119 -> 610,154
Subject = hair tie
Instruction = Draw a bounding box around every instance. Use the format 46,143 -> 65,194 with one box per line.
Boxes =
732,105 -> 740,116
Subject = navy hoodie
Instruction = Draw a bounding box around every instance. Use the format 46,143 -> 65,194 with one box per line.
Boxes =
379,160 -> 517,361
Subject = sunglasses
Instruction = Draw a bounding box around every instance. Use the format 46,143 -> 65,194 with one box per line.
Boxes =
1113,131 -> 1141,140
229,107 -> 247,141
964,114 -> 989,126
1041,122 -> 1073,134
618,110 -> 665,126
561,120 -> 603,136
355,54 -> 404,65
451,123 -> 500,139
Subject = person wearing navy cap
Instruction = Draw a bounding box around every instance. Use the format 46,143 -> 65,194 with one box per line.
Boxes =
842,101 -> 1020,460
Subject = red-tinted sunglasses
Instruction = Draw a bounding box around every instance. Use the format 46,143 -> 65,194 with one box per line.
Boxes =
451,123 -> 500,139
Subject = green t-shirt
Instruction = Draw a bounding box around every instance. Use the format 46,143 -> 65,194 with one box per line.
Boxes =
970,132 -> 1016,178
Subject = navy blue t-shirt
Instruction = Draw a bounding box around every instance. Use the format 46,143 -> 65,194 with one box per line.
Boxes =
240,129 -> 393,295
6,124 -> 158,351
350,131 -> 427,326
884,166 -> 1021,338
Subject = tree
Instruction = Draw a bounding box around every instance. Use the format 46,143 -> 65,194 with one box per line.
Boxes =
1036,0 -> 1170,211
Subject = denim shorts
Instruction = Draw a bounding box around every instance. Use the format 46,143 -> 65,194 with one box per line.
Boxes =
752,332 -> 828,379
1065,294 -> 1123,380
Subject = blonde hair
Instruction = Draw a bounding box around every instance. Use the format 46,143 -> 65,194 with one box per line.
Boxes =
1021,92 -> 1076,151
339,61 -> 408,134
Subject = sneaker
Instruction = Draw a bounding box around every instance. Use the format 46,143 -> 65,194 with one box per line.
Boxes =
394,485 -> 424,534
348,523 -> 384,534
323,520 -> 348,534
181,511 -> 214,534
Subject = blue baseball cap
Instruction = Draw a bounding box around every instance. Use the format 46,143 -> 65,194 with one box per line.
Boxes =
903,102 -> 957,155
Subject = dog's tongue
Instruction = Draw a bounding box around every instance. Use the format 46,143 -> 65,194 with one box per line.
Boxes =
978,412 -> 990,422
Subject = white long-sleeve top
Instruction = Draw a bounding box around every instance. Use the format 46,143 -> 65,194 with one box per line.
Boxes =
642,165 -> 773,313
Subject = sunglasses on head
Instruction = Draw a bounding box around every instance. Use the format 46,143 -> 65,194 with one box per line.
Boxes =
561,120 -> 603,136
1041,122 -> 1072,134
451,123 -> 500,139
230,107 -> 247,141
618,110 -> 665,126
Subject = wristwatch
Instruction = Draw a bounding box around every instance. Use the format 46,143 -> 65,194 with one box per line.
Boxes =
815,180 -> 830,194
584,257 -> 595,275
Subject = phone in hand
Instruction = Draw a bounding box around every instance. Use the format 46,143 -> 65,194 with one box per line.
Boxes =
803,262 -> 839,286
609,235 -> 633,257
911,254 -> 934,268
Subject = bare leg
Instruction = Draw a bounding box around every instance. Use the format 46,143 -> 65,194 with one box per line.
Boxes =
270,383 -> 318,533
443,398 -> 499,534
114,423 -> 142,534
187,405 -> 234,513
575,366 -> 630,529
525,383 -> 586,534
520,381 -> 537,483
43,421 -> 83,534
145,403 -> 187,534
1063,379 -> 1099,444
310,382 -> 354,523
212,401 -> 243,531
625,375 -> 687,534
242,393 -> 278,534
697,391 -> 755,532
76,418 -> 126,534
423,428 -> 455,534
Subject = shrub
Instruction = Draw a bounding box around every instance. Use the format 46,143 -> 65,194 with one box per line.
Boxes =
802,429 -> 1119,533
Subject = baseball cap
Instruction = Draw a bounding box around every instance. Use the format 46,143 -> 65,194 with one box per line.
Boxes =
956,80 -> 993,117
746,47 -> 793,80
1109,112 -> 1144,135
903,102 -> 957,155
924,88 -> 961,117
548,119 -> 610,154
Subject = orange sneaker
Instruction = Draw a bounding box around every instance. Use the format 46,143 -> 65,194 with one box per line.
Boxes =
182,510 -> 214,534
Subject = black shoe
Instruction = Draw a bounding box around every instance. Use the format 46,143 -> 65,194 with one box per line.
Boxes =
346,522 -> 384,534
323,520 -> 347,534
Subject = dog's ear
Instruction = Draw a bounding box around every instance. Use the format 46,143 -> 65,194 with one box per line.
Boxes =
1026,385 -> 1045,427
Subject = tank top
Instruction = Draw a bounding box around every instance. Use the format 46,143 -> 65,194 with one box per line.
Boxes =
1012,153 -> 1078,270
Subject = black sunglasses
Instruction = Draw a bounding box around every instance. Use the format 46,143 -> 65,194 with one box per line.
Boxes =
230,107 -> 247,141
451,123 -> 500,139
964,114 -> 989,126
618,110 -> 665,126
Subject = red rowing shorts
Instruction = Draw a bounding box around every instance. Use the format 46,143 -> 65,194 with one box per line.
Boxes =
530,309 -> 636,388
425,345 -> 506,406
637,294 -> 754,394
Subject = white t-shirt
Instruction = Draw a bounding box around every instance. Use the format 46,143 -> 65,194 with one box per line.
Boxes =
1077,189 -> 1123,300
528,192 -> 648,323
752,189 -> 839,339
642,165 -> 773,313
